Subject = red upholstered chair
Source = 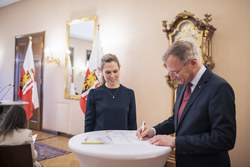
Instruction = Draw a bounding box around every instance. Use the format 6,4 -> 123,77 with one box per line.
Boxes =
0,143 -> 33,167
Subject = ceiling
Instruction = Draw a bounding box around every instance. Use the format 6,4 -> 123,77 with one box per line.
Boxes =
0,0 -> 22,8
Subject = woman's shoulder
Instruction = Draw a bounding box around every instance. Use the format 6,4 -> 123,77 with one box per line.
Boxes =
120,84 -> 135,94
0,129 -> 32,145
13,129 -> 32,138
18,128 -> 32,134
89,84 -> 106,93
15,129 -> 33,143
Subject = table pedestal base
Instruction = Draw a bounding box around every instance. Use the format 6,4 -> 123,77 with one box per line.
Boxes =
75,153 -> 168,167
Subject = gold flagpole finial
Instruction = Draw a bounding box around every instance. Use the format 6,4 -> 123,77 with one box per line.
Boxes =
97,24 -> 100,30
28,36 -> 32,41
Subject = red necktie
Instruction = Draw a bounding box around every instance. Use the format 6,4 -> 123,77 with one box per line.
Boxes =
178,83 -> 192,123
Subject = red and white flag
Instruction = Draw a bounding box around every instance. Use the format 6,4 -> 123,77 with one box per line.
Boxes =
80,29 -> 103,114
18,39 -> 39,120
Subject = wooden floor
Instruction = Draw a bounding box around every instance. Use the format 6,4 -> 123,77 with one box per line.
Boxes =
32,130 -> 81,167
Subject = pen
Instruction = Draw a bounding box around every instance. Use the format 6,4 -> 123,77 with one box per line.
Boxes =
142,121 -> 146,132
82,142 -> 103,144
140,121 -> 146,141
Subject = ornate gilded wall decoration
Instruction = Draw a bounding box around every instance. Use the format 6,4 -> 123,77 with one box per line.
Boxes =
162,10 -> 216,90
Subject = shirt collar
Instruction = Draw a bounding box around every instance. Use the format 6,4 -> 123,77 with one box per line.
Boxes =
190,65 -> 206,91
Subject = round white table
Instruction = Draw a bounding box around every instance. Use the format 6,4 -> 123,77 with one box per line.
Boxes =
68,130 -> 172,167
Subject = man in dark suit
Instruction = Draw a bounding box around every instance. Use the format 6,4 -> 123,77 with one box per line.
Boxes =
136,40 -> 236,167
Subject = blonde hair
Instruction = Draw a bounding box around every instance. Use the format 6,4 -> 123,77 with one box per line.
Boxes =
101,54 -> 120,71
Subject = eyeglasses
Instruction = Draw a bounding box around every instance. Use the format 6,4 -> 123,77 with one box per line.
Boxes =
168,59 -> 190,76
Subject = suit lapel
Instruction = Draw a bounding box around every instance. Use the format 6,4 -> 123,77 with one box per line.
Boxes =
176,68 -> 212,130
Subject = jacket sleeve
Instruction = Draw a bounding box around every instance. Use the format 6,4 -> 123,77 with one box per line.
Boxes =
84,89 -> 96,132
128,89 -> 137,130
154,115 -> 175,135
153,85 -> 182,135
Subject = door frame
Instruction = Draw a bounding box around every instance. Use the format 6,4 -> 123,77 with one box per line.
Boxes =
14,31 -> 45,130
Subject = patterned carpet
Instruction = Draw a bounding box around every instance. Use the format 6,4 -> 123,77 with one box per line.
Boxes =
35,142 -> 71,161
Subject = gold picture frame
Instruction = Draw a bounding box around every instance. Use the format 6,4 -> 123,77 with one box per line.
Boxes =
64,15 -> 97,100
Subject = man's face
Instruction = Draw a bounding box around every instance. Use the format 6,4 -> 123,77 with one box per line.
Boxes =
165,55 -> 194,85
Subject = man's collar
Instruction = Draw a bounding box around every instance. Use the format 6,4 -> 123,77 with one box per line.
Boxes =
190,65 -> 206,86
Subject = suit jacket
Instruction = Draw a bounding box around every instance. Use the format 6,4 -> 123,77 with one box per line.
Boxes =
0,129 -> 42,167
154,68 -> 236,167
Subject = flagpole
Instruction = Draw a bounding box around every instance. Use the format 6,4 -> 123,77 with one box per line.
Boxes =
27,36 -> 32,128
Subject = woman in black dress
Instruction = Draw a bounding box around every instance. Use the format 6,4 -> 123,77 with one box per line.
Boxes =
84,54 -> 137,132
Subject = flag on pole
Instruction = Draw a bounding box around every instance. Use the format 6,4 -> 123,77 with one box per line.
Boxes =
80,29 -> 103,114
18,37 -> 39,120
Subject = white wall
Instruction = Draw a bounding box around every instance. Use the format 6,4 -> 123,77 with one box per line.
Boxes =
0,0 -> 250,166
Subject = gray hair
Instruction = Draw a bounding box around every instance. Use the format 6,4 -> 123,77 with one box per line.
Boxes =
162,40 -> 201,64
101,53 -> 120,70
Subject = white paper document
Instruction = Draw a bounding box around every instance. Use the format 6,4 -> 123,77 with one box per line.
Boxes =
32,134 -> 37,144
108,131 -> 142,144
83,131 -> 147,144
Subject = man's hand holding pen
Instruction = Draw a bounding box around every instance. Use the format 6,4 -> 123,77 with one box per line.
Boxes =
136,121 -> 154,141
136,121 -> 176,148
139,121 -> 145,140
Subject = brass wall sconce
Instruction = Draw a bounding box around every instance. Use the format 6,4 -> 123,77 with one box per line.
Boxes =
44,47 -> 60,65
